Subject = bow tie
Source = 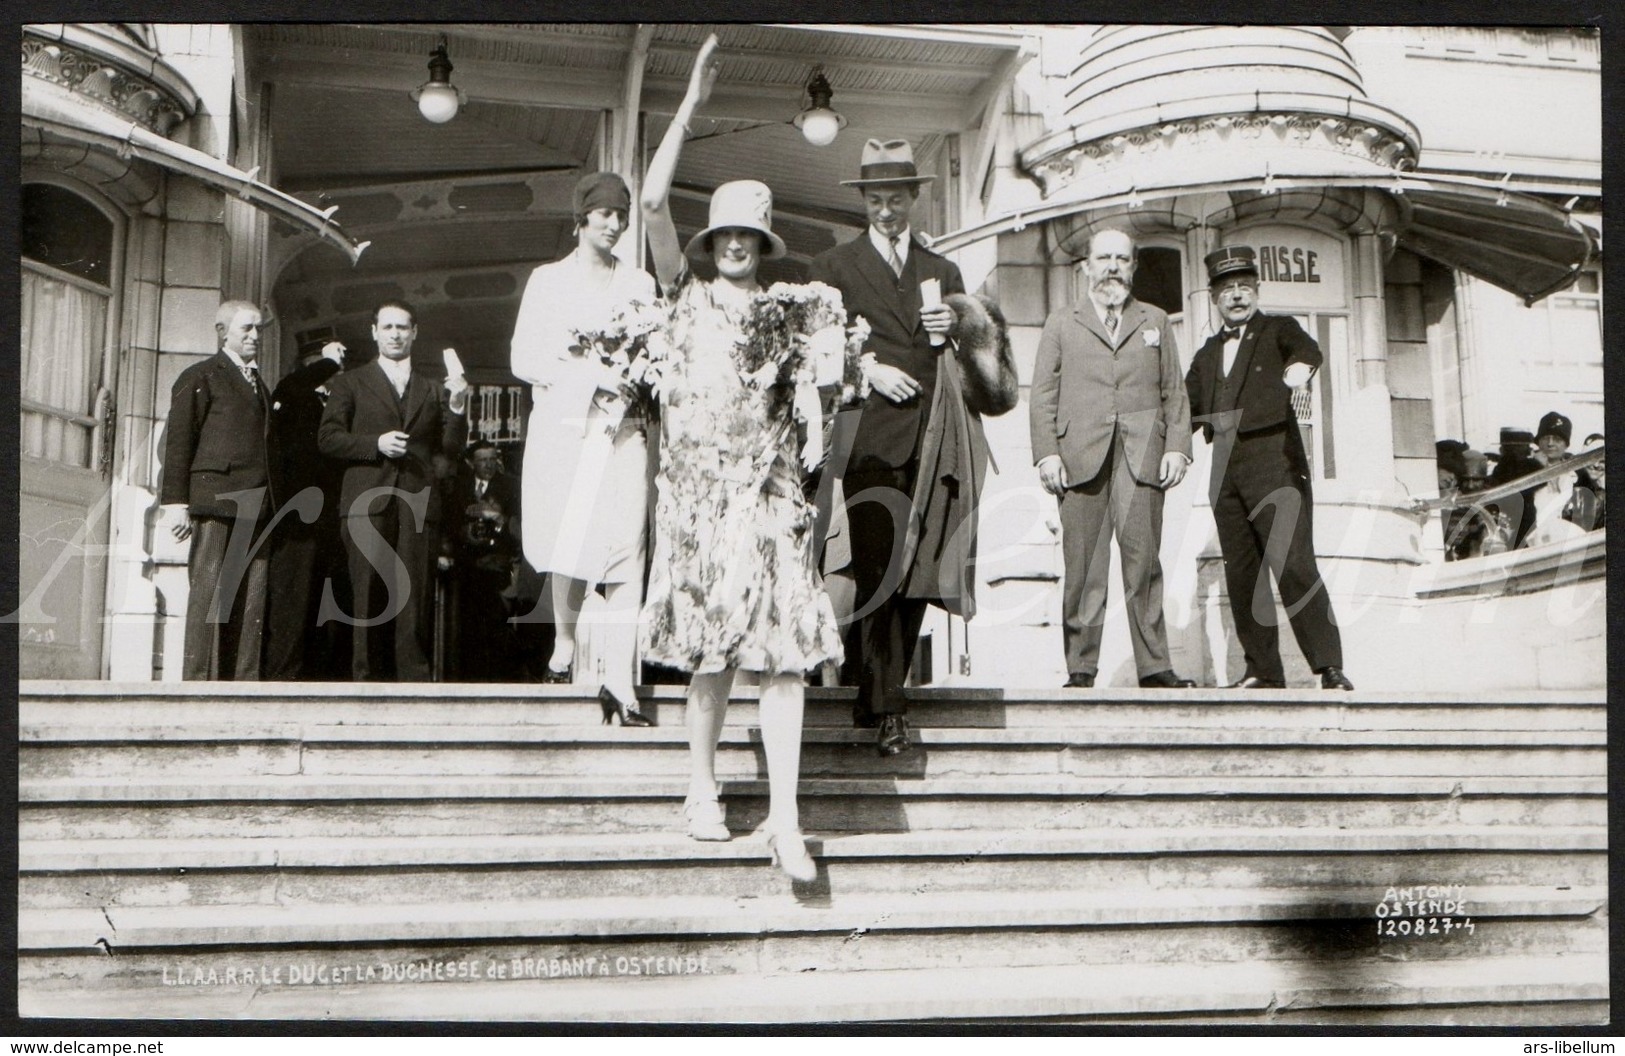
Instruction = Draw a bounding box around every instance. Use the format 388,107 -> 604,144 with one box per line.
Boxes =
1221,325 -> 1245,341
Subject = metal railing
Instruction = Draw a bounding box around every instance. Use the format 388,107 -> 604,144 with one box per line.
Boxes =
1410,444 -> 1604,515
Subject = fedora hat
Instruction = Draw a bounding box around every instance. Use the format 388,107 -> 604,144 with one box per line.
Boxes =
840,138 -> 937,187
684,180 -> 787,262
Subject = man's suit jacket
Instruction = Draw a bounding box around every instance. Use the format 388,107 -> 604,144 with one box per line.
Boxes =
317,361 -> 468,521
161,351 -> 276,520
1185,312 -> 1321,445
1029,296 -> 1191,488
271,358 -> 342,517
808,232 -> 966,467
444,468 -> 522,567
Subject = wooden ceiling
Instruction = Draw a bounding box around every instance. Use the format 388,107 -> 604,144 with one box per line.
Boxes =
247,22 -> 1030,375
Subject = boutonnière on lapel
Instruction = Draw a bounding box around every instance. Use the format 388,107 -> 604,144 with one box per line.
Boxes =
1141,327 -> 1160,348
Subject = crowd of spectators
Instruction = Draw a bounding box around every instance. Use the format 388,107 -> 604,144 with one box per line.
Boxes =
1435,410 -> 1604,560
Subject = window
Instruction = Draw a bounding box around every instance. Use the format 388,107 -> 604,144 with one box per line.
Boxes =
20,183 -> 116,470
1281,312 -> 1348,482
1130,246 -> 1183,317
1526,265 -> 1603,415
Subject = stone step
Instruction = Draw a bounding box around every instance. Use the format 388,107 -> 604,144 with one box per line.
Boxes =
21,881 -> 1605,954
24,912 -> 1602,999
20,722 -> 1604,781
19,827 -> 1605,909
19,886 -> 1606,991
20,682 -> 1607,732
17,952 -> 1609,1023
22,919 -> 1606,1014
21,773 -> 1604,840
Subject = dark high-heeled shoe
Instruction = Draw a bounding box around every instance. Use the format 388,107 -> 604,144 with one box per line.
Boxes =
540,666 -> 572,684
599,686 -> 654,727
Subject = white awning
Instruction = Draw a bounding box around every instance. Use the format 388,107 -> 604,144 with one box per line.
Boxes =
23,84 -> 368,265
936,157 -> 1593,306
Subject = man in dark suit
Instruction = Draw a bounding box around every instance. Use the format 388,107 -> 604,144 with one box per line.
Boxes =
264,337 -> 347,680
1486,427 -> 1543,548
160,300 -> 277,680
439,441 -> 523,681
1029,228 -> 1196,690
1185,246 -> 1353,691
318,301 -> 469,681
809,138 -> 984,756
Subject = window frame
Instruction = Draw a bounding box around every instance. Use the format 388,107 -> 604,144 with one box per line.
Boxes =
20,174 -> 126,475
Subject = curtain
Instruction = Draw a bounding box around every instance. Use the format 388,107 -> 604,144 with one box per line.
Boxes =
21,265 -> 106,468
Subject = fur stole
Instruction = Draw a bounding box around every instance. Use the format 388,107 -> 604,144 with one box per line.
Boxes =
945,292 -> 1017,417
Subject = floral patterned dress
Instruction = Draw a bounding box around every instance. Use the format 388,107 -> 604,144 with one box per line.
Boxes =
641,273 -> 844,675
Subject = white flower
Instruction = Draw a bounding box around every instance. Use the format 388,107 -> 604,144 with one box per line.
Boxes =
1141,328 -> 1161,348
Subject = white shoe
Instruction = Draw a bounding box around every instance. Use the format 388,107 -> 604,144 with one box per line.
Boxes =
682,796 -> 730,842
766,829 -> 817,883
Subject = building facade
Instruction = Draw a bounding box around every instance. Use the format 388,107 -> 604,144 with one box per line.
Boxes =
18,23 -> 1603,690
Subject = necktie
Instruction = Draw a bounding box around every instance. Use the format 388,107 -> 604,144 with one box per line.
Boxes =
1222,325 -> 1244,341
1104,308 -> 1119,339
241,365 -> 259,391
475,480 -> 487,499
885,235 -> 903,278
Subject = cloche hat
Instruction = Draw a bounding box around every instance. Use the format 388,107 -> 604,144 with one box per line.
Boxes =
683,179 -> 787,261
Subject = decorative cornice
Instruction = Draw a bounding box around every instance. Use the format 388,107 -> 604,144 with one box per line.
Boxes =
22,36 -> 189,136
1027,111 -> 1416,199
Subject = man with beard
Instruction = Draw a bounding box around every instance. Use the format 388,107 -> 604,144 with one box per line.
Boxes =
1029,227 -> 1196,690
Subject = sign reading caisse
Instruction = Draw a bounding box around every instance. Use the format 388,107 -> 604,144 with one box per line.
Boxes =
1231,226 -> 1347,310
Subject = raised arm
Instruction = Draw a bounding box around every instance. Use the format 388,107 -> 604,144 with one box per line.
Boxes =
641,33 -> 720,288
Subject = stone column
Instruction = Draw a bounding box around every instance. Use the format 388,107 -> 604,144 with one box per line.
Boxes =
1335,230 -> 1399,491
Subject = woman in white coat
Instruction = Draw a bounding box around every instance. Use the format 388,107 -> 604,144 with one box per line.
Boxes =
510,172 -> 657,725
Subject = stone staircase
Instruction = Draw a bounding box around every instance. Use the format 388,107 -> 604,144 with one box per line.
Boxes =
17,681 -> 1608,1024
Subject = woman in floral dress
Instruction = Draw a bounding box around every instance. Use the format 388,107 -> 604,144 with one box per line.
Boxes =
510,172 -> 656,724
639,35 -> 843,881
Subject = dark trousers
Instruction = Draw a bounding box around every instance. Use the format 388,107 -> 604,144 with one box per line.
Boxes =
1057,429 -> 1171,680
844,460 -> 929,718
264,516 -> 348,680
342,491 -> 434,682
446,562 -> 518,682
1212,425 -> 1342,682
182,515 -> 269,681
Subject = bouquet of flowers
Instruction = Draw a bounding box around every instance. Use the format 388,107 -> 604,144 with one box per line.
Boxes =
569,299 -> 670,423
735,281 -> 845,383
735,281 -> 873,410
835,315 -> 872,409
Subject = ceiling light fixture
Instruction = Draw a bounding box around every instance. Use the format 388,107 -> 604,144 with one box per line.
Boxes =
411,37 -> 464,124
793,66 -> 846,147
